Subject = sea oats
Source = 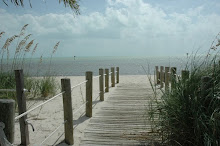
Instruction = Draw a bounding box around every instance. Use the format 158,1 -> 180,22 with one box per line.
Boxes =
2,35 -> 19,49
211,46 -> 217,50
24,34 -> 32,40
7,47 -> 10,59
25,40 -> 34,52
0,31 -> 5,39
53,41 -> 60,54
16,40 -> 26,53
32,43 -> 38,55
216,39 -> 220,47
20,24 -> 29,36
16,34 -> 32,53
40,55 -> 43,64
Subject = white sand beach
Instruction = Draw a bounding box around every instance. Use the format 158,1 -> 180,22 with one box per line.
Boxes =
14,75 -> 152,146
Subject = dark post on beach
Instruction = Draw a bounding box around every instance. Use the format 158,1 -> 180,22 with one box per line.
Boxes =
160,66 -> 164,88
99,68 -> 104,101
111,67 -> 115,87
61,78 -> 74,145
105,69 -> 109,92
0,99 -> 15,144
15,69 -> 30,146
86,71 -> 93,117
116,67 -> 119,83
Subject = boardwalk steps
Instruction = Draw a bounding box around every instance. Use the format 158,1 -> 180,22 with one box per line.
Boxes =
80,83 -> 159,146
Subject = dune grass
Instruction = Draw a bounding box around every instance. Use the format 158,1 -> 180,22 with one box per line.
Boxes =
0,24 -> 59,100
148,35 -> 220,146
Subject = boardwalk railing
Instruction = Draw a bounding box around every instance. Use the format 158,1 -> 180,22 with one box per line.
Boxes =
155,66 -> 190,91
0,67 -> 120,145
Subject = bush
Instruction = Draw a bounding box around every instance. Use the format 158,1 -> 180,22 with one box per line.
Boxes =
39,76 -> 56,98
0,72 -> 16,100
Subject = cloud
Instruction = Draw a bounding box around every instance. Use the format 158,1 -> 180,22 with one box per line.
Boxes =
1,0 -> 220,57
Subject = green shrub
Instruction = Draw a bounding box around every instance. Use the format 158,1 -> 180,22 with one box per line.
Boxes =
0,72 -> 16,100
39,76 -> 56,98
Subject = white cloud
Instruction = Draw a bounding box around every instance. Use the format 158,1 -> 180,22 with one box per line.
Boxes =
1,0 -> 220,57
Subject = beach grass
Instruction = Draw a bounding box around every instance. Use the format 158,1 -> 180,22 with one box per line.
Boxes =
0,24 -> 58,100
148,35 -> 220,145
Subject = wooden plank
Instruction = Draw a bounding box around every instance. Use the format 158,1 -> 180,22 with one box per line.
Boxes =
80,82 -> 159,145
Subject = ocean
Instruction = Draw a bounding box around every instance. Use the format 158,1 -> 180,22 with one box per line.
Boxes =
3,56 -> 191,76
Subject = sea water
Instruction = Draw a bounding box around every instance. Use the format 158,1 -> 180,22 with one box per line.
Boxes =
3,56 -> 192,76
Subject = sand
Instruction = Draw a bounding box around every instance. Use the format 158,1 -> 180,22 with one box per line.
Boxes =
14,75 -> 152,146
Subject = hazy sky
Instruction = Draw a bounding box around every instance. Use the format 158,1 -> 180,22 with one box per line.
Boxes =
1,0 -> 220,57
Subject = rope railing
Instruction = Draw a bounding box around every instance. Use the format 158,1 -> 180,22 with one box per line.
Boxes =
155,66 -> 179,90
93,93 -> 101,102
0,89 -> 16,92
1,67 -> 120,145
73,101 -> 88,115
40,120 -> 67,146
71,80 -> 88,90
93,75 -> 101,79
0,88 -> 29,92
15,91 -> 64,120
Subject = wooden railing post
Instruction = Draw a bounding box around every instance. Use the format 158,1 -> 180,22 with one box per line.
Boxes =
160,66 -> 164,88
0,99 -> 15,144
15,69 -> 30,146
116,67 -> 119,83
165,67 -> 170,91
105,69 -> 109,92
61,78 -> 74,145
99,68 -> 104,101
155,66 -> 160,84
111,67 -> 115,87
86,71 -> 93,117
171,67 -> 177,89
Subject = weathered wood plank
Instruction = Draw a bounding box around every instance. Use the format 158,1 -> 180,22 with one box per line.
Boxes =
80,83 -> 158,145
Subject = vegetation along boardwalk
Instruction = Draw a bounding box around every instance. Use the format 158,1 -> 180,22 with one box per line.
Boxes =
80,81 -> 158,145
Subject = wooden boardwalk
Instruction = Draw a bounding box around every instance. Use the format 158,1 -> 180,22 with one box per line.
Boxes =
80,82 -> 159,146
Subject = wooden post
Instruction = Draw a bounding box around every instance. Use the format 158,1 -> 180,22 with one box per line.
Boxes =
155,66 -> 160,84
0,99 -> 15,143
111,67 -> 115,87
116,67 -> 119,83
15,69 -> 30,146
86,71 -> 93,117
160,66 -> 164,88
181,70 -> 189,82
99,68 -> 104,101
105,69 -> 109,92
61,78 -> 74,145
171,67 -> 177,89
165,67 -> 170,91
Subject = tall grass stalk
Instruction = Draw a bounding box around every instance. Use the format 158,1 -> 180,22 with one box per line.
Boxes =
148,36 -> 220,145
0,25 -> 58,100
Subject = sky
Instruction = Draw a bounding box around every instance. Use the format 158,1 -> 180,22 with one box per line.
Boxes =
1,0 -> 220,57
